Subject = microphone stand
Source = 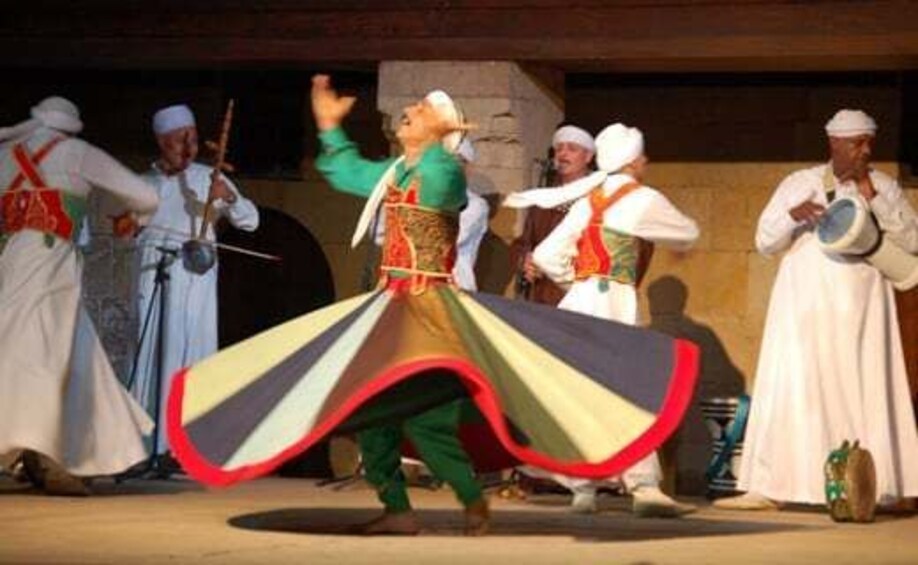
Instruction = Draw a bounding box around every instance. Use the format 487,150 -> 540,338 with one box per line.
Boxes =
119,245 -> 178,481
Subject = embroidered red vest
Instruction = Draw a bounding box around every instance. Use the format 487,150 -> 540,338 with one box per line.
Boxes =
1,137 -> 87,244
379,180 -> 459,292
572,183 -> 654,287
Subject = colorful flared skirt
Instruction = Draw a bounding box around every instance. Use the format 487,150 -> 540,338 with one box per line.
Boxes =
167,283 -> 699,486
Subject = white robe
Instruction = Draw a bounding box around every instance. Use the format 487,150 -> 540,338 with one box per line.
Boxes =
133,162 -> 259,453
740,163 -> 918,504
0,128 -> 158,476
528,173 -> 700,492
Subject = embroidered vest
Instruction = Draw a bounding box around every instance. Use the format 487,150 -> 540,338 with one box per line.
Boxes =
1,137 -> 87,245
572,183 -> 653,287
379,179 -> 459,292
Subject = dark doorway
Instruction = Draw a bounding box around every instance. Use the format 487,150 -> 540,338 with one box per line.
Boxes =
217,206 -> 335,348
217,206 -> 337,477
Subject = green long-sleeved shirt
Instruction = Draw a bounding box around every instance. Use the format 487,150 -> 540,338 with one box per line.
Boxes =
316,127 -> 467,212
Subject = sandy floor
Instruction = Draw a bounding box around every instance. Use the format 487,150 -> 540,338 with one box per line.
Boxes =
0,476 -> 916,564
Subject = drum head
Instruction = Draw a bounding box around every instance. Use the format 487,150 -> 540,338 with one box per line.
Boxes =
845,447 -> 877,523
817,199 -> 858,245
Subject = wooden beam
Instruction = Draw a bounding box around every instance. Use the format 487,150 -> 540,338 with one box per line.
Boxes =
2,1 -> 917,71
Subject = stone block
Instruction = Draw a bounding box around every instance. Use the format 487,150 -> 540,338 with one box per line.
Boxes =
664,187 -> 712,251
710,188 -> 755,252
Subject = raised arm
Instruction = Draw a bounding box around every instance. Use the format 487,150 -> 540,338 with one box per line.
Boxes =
312,74 -> 394,198
77,141 -> 159,217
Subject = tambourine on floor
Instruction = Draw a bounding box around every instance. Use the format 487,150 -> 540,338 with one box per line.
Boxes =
824,440 -> 877,523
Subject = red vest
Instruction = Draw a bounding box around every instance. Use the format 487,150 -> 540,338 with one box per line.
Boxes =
1,137 -> 85,243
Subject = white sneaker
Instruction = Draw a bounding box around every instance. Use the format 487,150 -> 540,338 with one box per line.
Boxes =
631,486 -> 696,518
713,492 -> 779,511
571,491 -> 598,514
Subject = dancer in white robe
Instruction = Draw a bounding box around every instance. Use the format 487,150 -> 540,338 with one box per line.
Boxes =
0,97 -> 158,490
716,109 -> 918,510
132,104 -> 259,455
507,123 -> 699,517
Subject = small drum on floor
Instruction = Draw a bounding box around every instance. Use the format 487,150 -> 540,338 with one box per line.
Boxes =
824,440 -> 877,523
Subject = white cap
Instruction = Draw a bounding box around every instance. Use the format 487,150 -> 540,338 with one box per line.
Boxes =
456,138 -> 476,163
424,89 -> 464,153
595,123 -> 644,173
552,125 -> 595,153
153,104 -> 196,136
31,96 -> 83,134
825,109 -> 877,138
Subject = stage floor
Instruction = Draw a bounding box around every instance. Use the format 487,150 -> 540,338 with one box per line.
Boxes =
0,476 -> 915,564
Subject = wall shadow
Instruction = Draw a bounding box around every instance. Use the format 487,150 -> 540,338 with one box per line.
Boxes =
645,276 -> 747,495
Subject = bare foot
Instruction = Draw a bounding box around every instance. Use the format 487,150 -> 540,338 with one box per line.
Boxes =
464,498 -> 490,536
352,511 -> 420,536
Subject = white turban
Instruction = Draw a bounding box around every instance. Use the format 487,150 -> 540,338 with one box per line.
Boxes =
552,125 -> 595,153
595,123 -> 644,173
456,138 -> 476,163
0,96 -> 83,143
153,104 -> 196,136
31,97 -> 83,134
505,122 -> 645,210
424,89 -> 464,153
825,109 -> 877,138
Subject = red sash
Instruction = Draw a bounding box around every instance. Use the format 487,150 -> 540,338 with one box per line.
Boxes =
572,183 -> 640,279
1,137 -> 82,242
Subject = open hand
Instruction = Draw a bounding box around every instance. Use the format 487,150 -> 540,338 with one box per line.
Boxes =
522,252 -> 543,282
209,175 -> 237,204
789,200 -> 826,225
311,75 -> 357,131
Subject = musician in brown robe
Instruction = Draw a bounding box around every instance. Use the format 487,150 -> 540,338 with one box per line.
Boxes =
511,125 -> 595,305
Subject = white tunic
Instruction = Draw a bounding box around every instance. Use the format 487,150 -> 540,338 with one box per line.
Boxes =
740,163 -> 918,504
453,190 -> 489,292
0,128 -> 158,475
528,173 -> 699,490
534,173 -> 699,324
133,162 -> 258,453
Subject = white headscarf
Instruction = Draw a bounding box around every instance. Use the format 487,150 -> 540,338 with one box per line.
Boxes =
0,96 -> 83,143
425,89 -> 465,154
153,104 -> 196,135
825,109 -> 877,138
505,122 -> 645,209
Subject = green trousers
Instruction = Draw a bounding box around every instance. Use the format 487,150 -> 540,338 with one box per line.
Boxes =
357,399 -> 483,513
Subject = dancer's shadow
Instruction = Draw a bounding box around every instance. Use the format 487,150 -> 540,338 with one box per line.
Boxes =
645,276 -> 746,495
227,506 -> 815,541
